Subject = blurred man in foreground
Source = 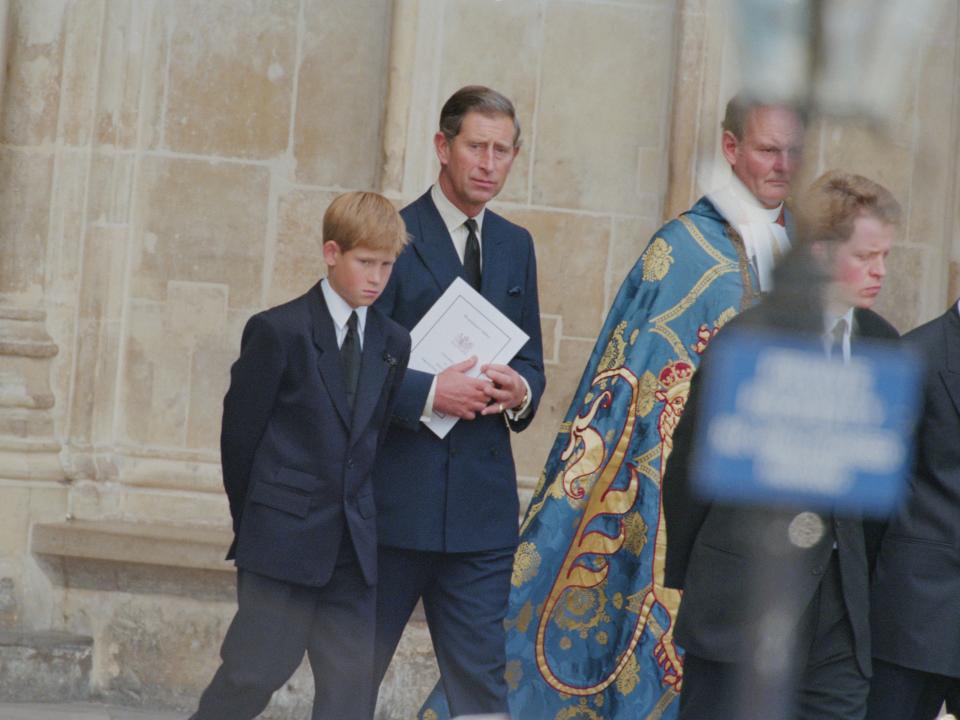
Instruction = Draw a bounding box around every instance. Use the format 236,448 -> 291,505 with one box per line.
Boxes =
664,170 -> 901,720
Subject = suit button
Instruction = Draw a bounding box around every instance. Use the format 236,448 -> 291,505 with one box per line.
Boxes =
450,449 -> 458,457
346,458 -> 355,469
811,565 -> 824,575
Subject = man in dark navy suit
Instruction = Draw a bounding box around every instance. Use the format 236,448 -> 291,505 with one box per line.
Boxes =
190,192 -> 411,720
371,86 -> 546,716
866,297 -> 960,720
664,171 -> 902,720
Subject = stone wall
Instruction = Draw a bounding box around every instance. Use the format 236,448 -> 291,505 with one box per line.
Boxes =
0,0 -> 957,717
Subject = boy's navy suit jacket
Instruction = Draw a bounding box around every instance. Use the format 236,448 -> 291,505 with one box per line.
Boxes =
220,282 -> 410,587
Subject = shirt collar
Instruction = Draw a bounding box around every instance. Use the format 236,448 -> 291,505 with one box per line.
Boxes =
729,173 -> 783,224
320,278 -> 367,336
823,306 -> 855,336
431,183 -> 485,236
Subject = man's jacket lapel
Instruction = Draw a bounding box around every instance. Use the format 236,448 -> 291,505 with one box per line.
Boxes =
410,192 -> 466,293
480,214 -> 508,304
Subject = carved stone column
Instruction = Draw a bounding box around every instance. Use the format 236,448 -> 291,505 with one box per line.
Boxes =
0,307 -> 63,481
0,0 -> 64,484
663,0 -> 736,222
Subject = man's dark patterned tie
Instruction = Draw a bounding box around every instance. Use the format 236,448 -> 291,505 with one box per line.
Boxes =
463,218 -> 481,291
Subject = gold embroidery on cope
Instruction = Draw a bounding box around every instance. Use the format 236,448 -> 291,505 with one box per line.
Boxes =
642,238 -> 674,281
647,218 -> 739,358
621,511 -> 649,555
512,541 -> 541,587
529,218 -> 739,701
535,366 -> 642,695
722,223 -> 761,309
555,700 -> 603,720
615,653 -> 642,695
598,320 -> 629,373
505,659 -> 523,691
635,370 -> 660,417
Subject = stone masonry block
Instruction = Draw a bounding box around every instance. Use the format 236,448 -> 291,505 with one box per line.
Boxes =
438,0 -> 542,204
505,208 -> 611,338
131,156 -> 269,309
0,630 -> 92,702
2,0 -> 67,146
159,0 -> 297,159
0,150 -> 55,299
294,0 -> 391,187
270,189 -> 332,307
533,1 -> 673,212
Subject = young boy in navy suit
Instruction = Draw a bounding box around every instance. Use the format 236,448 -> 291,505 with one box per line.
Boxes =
190,191 -> 410,720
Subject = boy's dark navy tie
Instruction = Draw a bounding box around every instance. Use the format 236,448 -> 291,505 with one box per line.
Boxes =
341,311 -> 361,410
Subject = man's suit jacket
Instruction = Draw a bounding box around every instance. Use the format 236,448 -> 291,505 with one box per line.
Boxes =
871,302 -> 960,677
221,283 -> 410,588
663,304 -> 899,675
372,190 -> 546,553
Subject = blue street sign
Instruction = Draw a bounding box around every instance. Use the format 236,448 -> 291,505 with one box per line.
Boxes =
692,328 -> 922,515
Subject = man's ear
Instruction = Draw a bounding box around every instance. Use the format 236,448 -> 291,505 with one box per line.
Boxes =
322,240 -> 340,268
721,130 -> 740,167
434,131 -> 450,166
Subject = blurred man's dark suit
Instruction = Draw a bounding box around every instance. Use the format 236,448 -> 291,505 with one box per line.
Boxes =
866,301 -> 960,720
664,298 -> 898,720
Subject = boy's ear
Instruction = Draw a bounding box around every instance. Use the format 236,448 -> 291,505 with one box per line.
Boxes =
322,240 -> 340,268
810,240 -> 828,266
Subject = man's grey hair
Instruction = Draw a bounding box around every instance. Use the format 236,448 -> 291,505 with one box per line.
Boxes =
721,93 -> 807,140
438,85 -> 521,148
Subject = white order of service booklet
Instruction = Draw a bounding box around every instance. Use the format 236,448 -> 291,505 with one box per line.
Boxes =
409,277 -> 529,439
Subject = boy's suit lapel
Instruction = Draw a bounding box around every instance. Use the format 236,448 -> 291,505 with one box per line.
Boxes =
309,285 -> 352,429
